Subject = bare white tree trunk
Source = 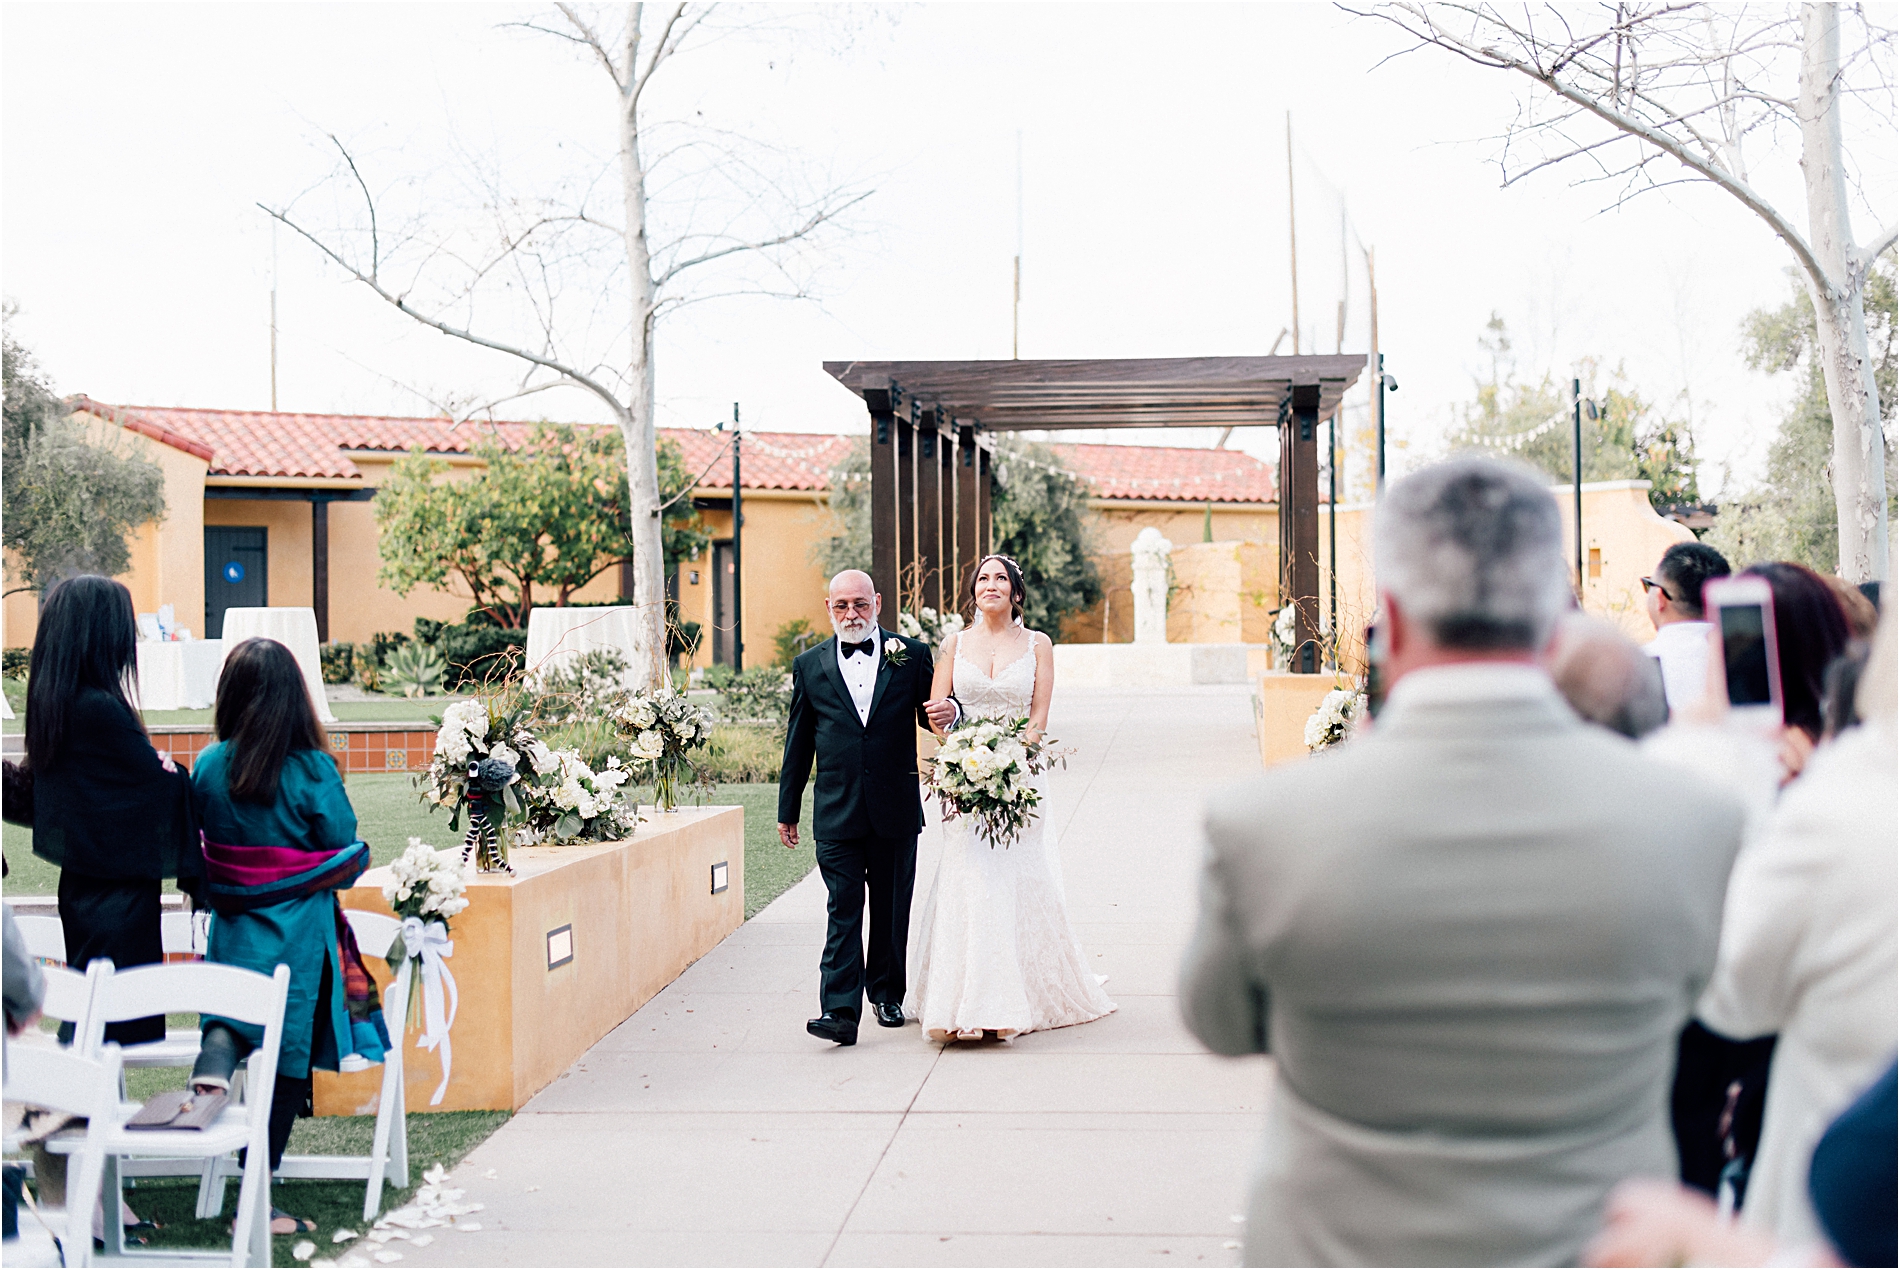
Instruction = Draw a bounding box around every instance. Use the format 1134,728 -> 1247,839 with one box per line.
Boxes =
617,2 -> 667,688
1800,2 -> 1890,583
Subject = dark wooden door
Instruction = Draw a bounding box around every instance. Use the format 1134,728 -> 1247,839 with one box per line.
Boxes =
711,541 -> 736,667
204,526 -> 267,639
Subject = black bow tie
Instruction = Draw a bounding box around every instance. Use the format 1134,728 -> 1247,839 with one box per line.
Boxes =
842,639 -> 875,658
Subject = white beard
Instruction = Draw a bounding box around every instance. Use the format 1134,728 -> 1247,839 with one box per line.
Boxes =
832,614 -> 876,643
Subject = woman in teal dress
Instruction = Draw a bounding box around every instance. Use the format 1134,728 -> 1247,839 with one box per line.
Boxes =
188,638 -> 385,1236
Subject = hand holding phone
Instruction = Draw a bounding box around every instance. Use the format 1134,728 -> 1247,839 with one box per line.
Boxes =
1704,576 -> 1783,735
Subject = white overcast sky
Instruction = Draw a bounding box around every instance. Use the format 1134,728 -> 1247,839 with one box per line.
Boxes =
4,2 -> 1894,496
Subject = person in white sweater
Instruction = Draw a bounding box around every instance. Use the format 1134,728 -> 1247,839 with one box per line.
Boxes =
1694,583 -> 1897,1247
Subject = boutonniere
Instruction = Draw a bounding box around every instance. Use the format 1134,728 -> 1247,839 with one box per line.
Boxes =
882,636 -> 908,667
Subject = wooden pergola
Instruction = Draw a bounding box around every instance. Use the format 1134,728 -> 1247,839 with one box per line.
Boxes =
824,355 -> 1367,663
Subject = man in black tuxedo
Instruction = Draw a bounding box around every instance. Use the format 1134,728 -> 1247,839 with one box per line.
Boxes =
779,569 -> 958,1046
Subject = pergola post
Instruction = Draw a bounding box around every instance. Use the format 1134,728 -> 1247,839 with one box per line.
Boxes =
976,437 -> 994,560
917,410 -> 943,616
897,402 -> 918,618
956,424 -> 981,599
938,415 -> 957,616
1279,384 -> 1322,672
865,386 -> 900,611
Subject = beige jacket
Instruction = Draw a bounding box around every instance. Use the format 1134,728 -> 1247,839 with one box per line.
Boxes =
1182,664 -> 1746,1267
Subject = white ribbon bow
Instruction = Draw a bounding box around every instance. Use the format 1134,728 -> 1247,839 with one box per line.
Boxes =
401,915 -> 459,1105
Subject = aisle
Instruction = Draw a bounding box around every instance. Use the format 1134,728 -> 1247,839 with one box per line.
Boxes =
397,686 -> 1271,1268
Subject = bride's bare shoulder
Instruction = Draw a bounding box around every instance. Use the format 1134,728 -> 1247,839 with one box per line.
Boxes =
1026,628 -> 1052,651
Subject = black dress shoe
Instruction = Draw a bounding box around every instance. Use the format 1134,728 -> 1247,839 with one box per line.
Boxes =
872,1002 -> 905,1028
806,1013 -> 858,1045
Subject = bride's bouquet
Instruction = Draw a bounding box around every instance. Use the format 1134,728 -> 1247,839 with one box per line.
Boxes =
927,716 -> 1066,848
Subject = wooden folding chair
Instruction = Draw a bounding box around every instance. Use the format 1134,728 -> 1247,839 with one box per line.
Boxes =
202,909 -> 413,1222
2,1042 -> 126,1269
71,962 -> 291,1267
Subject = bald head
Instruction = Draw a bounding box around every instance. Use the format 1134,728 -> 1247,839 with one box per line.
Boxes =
826,569 -> 880,639
1545,614 -> 1668,740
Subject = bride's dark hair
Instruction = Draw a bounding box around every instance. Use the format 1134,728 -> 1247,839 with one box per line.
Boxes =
966,554 -> 1026,623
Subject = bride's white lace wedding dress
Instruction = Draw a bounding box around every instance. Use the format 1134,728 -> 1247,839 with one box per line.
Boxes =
904,637 -> 1117,1042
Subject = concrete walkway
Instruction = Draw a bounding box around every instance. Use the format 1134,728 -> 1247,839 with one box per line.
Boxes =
395,686 -> 1271,1268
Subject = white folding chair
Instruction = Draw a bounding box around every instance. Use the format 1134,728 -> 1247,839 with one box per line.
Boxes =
2,1042 -> 125,1269
203,910 -> 413,1222
14,913 -> 66,963
110,911 -> 211,1071
69,962 -> 291,1267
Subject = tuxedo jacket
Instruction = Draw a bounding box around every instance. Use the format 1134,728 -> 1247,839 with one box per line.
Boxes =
778,631 -> 934,840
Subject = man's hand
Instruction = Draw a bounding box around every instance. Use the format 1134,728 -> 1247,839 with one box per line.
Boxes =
778,822 -> 799,849
923,697 -> 957,731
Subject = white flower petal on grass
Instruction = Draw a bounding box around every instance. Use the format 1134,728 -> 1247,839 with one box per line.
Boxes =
293,1240 -> 317,1261
454,1223 -> 483,1233
408,1235 -> 434,1248
374,1253 -> 404,1265
333,1230 -> 359,1244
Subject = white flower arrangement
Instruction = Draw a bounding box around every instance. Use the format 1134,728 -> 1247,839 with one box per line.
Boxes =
898,607 -> 966,646
420,697 -> 542,872
1271,604 -> 1299,672
1303,687 -> 1366,752
927,716 -> 1066,848
516,750 -> 637,845
609,687 -> 717,811
383,838 -> 470,926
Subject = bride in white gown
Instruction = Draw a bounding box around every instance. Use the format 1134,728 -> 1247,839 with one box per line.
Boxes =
904,554 -> 1117,1042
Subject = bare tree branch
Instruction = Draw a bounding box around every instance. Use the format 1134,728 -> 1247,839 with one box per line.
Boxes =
655,188 -> 872,287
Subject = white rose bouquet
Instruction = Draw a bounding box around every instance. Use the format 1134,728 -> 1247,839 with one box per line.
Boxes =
517,750 -> 637,844
926,716 -> 1065,848
1303,687 -> 1365,752
420,697 -> 543,872
384,837 -> 470,928
609,687 -> 716,811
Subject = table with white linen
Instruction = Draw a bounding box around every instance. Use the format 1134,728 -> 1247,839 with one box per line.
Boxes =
136,640 -> 226,711
524,606 -> 640,688
218,607 -> 337,722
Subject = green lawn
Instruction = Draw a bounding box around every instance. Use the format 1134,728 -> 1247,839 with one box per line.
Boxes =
1,690 -> 465,734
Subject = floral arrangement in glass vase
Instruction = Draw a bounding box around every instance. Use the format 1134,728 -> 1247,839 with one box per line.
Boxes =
422,699 -> 542,873
926,716 -> 1067,848
517,750 -> 637,844
609,688 -> 716,812
1303,686 -> 1366,753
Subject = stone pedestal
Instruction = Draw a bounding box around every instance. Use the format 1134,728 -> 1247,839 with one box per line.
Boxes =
314,805 -> 744,1114
1129,528 -> 1172,645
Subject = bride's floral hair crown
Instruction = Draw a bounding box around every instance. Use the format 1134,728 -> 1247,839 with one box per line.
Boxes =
967,554 -> 1026,621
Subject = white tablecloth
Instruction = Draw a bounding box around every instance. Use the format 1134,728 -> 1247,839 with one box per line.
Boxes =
136,640 -> 226,711
525,607 -> 641,688
218,607 -> 337,722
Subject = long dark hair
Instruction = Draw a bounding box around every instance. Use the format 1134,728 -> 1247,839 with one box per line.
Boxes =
25,575 -> 143,769
966,554 -> 1027,623
215,638 -> 328,804
1743,562 -> 1852,739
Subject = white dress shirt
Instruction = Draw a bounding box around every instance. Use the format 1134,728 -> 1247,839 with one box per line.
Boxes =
836,631 -> 880,724
1645,620 -> 1712,714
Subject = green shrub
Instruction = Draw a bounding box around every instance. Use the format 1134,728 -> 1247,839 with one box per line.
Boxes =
697,723 -> 786,782
432,623 -> 526,690
773,618 -> 822,668
715,665 -> 794,725
320,642 -> 356,685
383,643 -> 447,698
2,648 -> 29,680
525,649 -> 628,726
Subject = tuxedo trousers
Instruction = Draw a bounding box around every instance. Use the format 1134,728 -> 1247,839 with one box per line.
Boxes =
815,832 -> 917,1021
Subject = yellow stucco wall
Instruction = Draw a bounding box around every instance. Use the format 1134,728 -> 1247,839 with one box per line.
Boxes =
676,491 -> 835,671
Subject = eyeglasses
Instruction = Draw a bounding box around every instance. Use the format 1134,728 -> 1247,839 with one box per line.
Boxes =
1640,576 -> 1677,602
827,599 -> 874,615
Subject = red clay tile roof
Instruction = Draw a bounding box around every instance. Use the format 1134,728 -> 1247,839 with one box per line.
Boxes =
1046,441 -> 1276,504
72,399 -> 1276,503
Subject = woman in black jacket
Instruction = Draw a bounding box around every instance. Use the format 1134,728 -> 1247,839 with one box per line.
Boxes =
6,575 -> 201,1043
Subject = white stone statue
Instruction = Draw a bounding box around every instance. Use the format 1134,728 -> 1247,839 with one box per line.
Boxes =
1130,527 -> 1172,645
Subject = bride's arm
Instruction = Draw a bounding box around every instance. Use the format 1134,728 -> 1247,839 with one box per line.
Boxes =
1026,631 -> 1054,742
926,631 -> 959,737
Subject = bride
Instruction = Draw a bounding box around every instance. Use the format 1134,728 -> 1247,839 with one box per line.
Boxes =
904,554 -> 1116,1042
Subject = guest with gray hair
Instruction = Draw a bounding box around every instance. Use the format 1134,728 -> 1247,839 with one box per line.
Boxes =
1181,456 -> 1746,1266
1548,613 -> 1671,740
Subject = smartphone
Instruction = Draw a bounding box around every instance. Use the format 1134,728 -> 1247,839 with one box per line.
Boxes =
1705,575 -> 1782,732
